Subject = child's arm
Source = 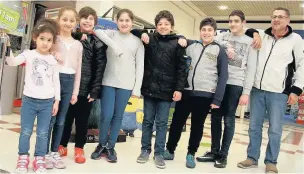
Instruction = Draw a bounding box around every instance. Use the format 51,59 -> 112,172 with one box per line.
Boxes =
89,40 -> 107,99
175,45 -> 188,92
212,46 -> 229,107
53,63 -> 61,101
6,50 -> 27,66
130,29 -> 148,39
242,45 -> 258,95
94,29 -> 123,56
132,41 -> 145,97
72,44 -> 83,97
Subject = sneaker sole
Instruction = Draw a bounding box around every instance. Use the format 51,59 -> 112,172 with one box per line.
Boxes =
155,165 -> 166,169
196,158 -> 215,162
107,159 -> 117,163
186,164 -> 196,169
214,164 -> 226,168
137,159 -> 149,164
237,163 -> 258,169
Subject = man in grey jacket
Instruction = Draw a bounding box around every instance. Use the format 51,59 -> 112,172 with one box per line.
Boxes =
196,10 -> 258,168
237,7 -> 304,174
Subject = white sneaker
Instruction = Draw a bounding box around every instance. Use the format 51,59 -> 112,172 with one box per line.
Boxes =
32,156 -> 47,173
45,153 -> 54,169
50,152 -> 66,169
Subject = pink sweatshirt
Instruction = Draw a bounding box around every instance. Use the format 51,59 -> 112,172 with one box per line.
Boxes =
53,35 -> 83,95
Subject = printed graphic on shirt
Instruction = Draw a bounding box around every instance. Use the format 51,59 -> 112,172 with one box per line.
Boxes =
205,52 -> 217,61
32,58 -> 52,86
227,41 -> 249,68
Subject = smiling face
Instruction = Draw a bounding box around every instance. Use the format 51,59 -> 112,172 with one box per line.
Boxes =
80,14 -> 95,32
117,12 -> 133,34
58,10 -> 77,34
229,15 -> 245,34
271,10 -> 290,31
200,25 -> 215,44
156,18 -> 173,35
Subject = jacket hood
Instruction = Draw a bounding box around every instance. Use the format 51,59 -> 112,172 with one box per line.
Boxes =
264,25 -> 293,38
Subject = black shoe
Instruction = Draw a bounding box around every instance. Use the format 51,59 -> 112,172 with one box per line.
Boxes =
91,144 -> 106,160
214,156 -> 227,168
196,151 -> 216,162
129,132 -> 134,137
106,148 -> 117,163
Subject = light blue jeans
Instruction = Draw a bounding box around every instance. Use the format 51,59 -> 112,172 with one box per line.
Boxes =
247,87 -> 288,164
99,86 -> 132,149
19,96 -> 54,156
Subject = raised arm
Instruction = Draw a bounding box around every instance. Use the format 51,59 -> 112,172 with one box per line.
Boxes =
94,29 -> 123,56
6,50 -> 27,66
132,41 -> 145,97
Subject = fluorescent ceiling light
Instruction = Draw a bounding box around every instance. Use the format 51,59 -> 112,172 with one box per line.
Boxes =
218,5 -> 228,10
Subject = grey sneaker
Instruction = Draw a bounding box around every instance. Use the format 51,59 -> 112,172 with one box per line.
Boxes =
237,159 -> 258,169
163,150 -> 174,160
137,150 -> 150,164
265,163 -> 278,174
154,155 -> 166,169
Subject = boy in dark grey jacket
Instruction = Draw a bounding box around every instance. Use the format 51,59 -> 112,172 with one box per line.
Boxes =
163,17 -> 228,169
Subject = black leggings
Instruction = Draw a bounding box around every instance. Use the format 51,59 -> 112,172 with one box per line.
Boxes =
60,96 -> 93,148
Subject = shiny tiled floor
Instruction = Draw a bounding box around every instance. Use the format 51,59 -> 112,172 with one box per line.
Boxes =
0,113 -> 303,173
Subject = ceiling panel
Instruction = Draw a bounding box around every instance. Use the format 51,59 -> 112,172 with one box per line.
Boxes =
190,0 -> 304,17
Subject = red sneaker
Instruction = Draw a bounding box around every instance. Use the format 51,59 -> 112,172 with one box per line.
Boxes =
75,147 -> 86,164
58,145 -> 68,157
15,155 -> 30,173
32,156 -> 46,173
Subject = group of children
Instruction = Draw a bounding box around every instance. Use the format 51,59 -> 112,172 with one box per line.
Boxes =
6,5 -> 262,173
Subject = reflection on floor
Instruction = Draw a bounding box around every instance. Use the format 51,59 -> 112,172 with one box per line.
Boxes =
0,113 -> 303,173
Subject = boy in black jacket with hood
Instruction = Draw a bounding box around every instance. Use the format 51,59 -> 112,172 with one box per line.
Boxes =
132,10 -> 187,169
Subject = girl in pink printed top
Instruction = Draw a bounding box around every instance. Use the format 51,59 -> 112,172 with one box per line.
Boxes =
46,6 -> 83,169
6,18 -> 61,173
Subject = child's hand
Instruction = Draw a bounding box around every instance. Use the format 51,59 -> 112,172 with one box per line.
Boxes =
81,34 -> 88,41
172,91 -> 182,101
178,38 -> 187,47
210,104 -> 219,109
226,43 -> 236,59
239,94 -> 249,105
252,33 -> 262,49
87,94 -> 94,102
70,94 -> 78,105
52,101 -> 59,116
52,52 -> 64,65
141,33 -> 149,44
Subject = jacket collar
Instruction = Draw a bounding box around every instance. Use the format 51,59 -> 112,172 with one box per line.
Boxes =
264,25 -> 293,38
154,32 -> 177,40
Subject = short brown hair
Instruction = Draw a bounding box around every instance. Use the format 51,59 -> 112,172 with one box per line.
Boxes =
229,10 -> 245,21
58,6 -> 79,21
79,6 -> 98,25
200,17 -> 217,31
155,10 -> 174,26
117,9 -> 134,21
273,7 -> 290,17
32,18 -> 58,43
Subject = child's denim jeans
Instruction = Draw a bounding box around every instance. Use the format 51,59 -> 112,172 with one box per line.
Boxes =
18,95 -> 54,157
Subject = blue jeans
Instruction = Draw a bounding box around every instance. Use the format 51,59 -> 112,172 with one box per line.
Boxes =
19,96 -> 54,156
141,96 -> 171,155
211,84 -> 243,156
247,87 -> 288,164
47,74 -> 74,153
99,86 -> 132,149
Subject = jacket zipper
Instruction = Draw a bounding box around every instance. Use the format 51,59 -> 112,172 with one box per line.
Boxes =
192,45 -> 208,90
259,39 -> 277,89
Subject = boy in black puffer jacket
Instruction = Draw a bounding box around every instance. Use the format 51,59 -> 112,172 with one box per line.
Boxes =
132,10 -> 187,169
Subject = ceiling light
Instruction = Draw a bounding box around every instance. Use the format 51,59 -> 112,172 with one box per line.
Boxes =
301,3 -> 304,8
218,5 -> 228,10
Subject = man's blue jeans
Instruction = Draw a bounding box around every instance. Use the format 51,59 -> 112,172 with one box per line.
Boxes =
247,87 -> 288,164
